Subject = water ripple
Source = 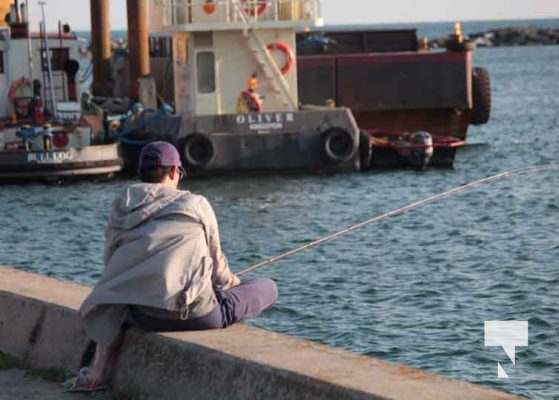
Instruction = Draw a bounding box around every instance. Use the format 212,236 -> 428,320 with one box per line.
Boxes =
1,46 -> 558,398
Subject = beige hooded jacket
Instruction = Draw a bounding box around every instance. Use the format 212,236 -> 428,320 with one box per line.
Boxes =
80,183 -> 235,347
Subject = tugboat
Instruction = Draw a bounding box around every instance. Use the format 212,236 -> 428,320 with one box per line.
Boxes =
0,0 -> 122,182
94,0 -> 362,175
90,1 -> 489,172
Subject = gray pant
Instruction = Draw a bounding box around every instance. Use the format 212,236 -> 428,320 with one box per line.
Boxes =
129,278 -> 278,331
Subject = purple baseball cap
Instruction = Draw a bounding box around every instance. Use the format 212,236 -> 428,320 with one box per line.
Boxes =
138,141 -> 182,169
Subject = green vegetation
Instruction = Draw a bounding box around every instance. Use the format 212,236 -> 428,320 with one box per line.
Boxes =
28,365 -> 71,382
0,351 -> 69,380
0,352 -> 25,370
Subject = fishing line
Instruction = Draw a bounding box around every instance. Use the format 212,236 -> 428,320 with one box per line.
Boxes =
237,163 -> 558,276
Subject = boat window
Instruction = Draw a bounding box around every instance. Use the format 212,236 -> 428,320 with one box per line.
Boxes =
196,51 -> 215,94
0,51 -> 3,74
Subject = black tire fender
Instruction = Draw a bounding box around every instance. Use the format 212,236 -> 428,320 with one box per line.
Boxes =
472,67 -> 491,125
359,130 -> 372,170
183,133 -> 215,168
322,128 -> 357,164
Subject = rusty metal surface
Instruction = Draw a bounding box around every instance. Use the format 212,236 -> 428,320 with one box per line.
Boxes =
298,52 -> 473,111
296,29 -> 477,140
89,0 -> 112,96
127,0 -> 150,99
297,50 -> 473,139
337,51 -> 471,111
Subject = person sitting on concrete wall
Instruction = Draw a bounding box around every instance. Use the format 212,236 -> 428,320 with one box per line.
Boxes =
65,141 -> 278,392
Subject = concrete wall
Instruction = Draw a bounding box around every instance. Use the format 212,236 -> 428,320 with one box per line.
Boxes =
0,266 -> 521,400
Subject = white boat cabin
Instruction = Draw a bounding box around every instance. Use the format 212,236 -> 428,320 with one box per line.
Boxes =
0,1 -> 86,121
148,0 -> 323,117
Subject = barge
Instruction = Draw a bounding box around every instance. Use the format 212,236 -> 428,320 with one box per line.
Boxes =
296,25 -> 491,168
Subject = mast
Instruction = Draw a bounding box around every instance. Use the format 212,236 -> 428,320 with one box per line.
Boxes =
24,0 -> 33,80
38,1 -> 56,120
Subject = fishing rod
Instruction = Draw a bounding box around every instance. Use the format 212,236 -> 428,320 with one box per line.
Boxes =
237,163 -> 558,276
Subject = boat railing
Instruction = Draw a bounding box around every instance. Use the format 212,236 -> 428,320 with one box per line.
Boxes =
155,0 -> 323,30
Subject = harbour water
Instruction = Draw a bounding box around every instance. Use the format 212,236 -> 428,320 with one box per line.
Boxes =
1,21 -> 558,399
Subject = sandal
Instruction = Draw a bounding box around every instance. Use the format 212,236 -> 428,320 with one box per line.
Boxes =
63,367 -> 109,392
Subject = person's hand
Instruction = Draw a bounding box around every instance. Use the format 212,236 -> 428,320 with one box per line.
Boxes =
230,275 -> 241,288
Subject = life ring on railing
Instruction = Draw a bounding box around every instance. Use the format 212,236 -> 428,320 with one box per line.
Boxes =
183,133 -> 216,168
240,0 -> 268,16
266,41 -> 295,75
8,77 -> 33,102
241,90 -> 263,113
203,0 -> 216,14
322,128 -> 357,163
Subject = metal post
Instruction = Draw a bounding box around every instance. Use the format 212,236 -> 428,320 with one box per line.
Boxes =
25,0 -> 33,80
38,1 -> 57,120
14,0 -> 20,22
90,0 -> 112,96
127,0 -> 150,99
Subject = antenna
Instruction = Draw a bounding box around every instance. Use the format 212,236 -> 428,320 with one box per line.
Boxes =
25,0 -> 33,80
38,0 -> 57,120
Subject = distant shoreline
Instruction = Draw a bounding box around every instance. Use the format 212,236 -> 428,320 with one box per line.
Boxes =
73,17 -> 559,34
431,26 -> 559,48
73,18 -> 559,48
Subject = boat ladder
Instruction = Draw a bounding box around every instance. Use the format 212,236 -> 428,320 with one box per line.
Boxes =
231,1 -> 297,109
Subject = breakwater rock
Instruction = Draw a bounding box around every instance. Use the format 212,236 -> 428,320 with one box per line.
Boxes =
431,27 -> 559,48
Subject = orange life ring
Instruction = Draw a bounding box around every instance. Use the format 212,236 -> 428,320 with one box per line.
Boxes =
203,0 -> 216,14
242,90 -> 263,113
266,41 -> 295,75
240,0 -> 268,16
8,77 -> 33,102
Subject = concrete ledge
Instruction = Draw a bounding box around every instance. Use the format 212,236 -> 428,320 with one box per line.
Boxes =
0,267 -> 520,399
